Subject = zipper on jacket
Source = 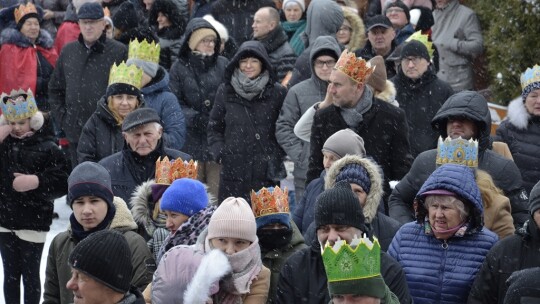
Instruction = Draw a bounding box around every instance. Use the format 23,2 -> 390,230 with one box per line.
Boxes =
441,239 -> 448,249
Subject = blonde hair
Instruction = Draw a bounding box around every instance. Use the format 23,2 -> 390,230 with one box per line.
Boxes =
476,169 -> 503,210
107,96 -> 140,126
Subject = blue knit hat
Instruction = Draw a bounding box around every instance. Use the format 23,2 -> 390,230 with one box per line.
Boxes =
253,187 -> 291,230
335,163 -> 372,194
160,178 -> 208,216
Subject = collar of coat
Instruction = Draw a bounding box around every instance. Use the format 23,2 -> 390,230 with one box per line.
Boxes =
77,32 -> 107,53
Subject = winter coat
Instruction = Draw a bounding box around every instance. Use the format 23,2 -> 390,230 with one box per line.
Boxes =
388,90 -> 530,226
0,116 -> 69,231
210,0 -> 275,45
389,164 -> 498,304
391,66 -> 454,157
287,0 -> 344,87
502,267 -> 540,304
275,236 -> 412,304
169,17 -> 228,162
255,25 -> 296,82
207,41 -> 287,202
141,67 -> 187,150
0,27 -> 57,111
43,197 -> 155,304
394,23 -> 414,46
494,98 -> 540,194
33,0 -> 70,38
275,36 -> 340,194
48,34 -> 128,143
355,40 -> 398,79
432,0 -> 483,91
99,140 -> 191,203
342,8 -> 366,53
307,91 -> 412,197
53,4 -> 79,54
293,170 -> 325,234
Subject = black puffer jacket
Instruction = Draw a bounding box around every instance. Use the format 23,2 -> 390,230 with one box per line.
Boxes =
169,18 -> 228,162
389,91 -> 530,226
207,41 -> 287,202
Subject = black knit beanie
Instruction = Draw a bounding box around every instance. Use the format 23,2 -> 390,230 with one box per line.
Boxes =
68,230 -> 132,293
315,181 -> 366,231
385,0 -> 410,22
400,40 -> 430,61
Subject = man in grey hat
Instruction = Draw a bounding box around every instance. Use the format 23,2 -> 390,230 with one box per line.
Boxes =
99,108 -> 191,203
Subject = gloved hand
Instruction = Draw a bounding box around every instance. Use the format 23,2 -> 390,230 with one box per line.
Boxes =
0,124 -> 12,143
12,173 -> 39,192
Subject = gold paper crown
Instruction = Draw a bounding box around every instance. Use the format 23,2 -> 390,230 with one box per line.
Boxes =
520,64 -> 540,90
436,136 -> 478,168
251,187 -> 289,218
0,89 -> 38,121
14,3 -> 38,24
155,156 -> 198,185
128,39 -> 160,64
406,31 -> 434,59
322,235 -> 381,283
335,49 -> 375,84
108,61 -> 143,89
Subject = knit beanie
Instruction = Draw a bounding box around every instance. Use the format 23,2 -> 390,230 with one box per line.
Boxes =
283,0 -> 306,12
67,161 -> 114,208
112,1 -> 138,32
335,163 -> 372,194
367,56 -> 386,92
203,15 -> 228,42
522,82 -> 540,102
385,0 -> 410,22
322,129 -> 366,158
529,180 -> 540,215
207,197 -> 257,242
68,230 -> 132,293
188,28 -> 217,51
126,58 -> 158,78
400,39 -> 430,61
160,178 -> 208,216
312,49 -> 339,65
315,181 -> 366,231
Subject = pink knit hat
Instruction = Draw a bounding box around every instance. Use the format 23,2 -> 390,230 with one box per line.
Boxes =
207,197 -> 257,242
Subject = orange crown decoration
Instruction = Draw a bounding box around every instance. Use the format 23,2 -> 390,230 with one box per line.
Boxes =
335,49 -> 375,84
14,3 -> 38,24
251,187 -> 289,218
155,156 -> 198,185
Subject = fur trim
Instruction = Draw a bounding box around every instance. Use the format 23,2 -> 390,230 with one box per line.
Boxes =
183,249 -> 232,303
324,155 -> 384,223
506,98 -> 530,130
375,80 -> 398,107
29,111 -> 44,130
110,196 -> 139,231
0,28 -> 54,48
342,8 -> 366,52
130,180 -> 155,226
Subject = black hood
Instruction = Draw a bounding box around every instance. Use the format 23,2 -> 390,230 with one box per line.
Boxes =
178,17 -> 220,60
149,0 -> 188,31
224,40 -> 276,82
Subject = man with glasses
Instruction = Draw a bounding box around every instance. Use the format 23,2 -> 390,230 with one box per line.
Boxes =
49,2 -> 128,168
384,0 -> 414,45
390,39 -> 453,157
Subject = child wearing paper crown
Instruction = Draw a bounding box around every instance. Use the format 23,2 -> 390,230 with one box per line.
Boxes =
0,89 -> 70,304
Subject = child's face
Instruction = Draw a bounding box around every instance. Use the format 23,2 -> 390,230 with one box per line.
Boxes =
210,237 -> 251,255
164,210 -> 189,232
9,118 -> 31,137
72,196 -> 109,231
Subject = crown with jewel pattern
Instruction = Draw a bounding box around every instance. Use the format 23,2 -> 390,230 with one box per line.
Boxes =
250,186 -> 289,218
14,3 -> 38,24
436,136 -> 478,168
128,39 -> 160,64
406,31 -> 434,59
155,156 -> 198,185
335,49 -> 375,84
108,61 -> 143,89
520,65 -> 540,90
1,89 -> 38,121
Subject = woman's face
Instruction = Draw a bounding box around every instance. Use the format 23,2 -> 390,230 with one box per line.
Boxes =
239,57 -> 263,79
20,17 -> 40,43
164,210 -> 189,232
9,118 -> 31,136
336,20 -> 352,45
284,4 -> 302,22
156,12 -> 172,29
525,88 -> 540,116
195,35 -> 216,55
110,94 -> 138,118
211,237 -> 251,255
426,195 -> 465,240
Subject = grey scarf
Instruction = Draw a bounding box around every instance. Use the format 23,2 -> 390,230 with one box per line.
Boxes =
341,85 -> 374,128
230,69 -> 270,101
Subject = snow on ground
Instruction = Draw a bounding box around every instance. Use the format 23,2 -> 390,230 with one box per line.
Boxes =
0,197 -> 71,304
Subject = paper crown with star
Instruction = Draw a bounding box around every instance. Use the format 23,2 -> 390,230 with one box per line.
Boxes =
14,3 -> 38,24
1,89 -> 38,121
406,31 -> 434,59
436,136 -> 478,168
520,64 -> 540,90
250,186 -> 289,218
155,156 -> 198,185
335,49 -> 375,84
108,61 -> 143,89
128,39 -> 160,64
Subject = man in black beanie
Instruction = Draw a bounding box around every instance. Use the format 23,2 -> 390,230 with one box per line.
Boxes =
275,181 -> 412,304
384,0 -> 414,45
66,230 -> 145,303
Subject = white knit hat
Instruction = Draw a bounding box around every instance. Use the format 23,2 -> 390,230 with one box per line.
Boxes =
283,0 -> 306,12
207,197 -> 257,242
203,14 -> 229,42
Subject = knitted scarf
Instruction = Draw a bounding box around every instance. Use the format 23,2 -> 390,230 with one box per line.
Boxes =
341,86 -> 374,128
282,20 -> 307,56
230,69 -> 269,101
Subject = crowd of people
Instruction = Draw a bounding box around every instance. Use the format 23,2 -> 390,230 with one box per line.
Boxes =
0,0 -> 539,303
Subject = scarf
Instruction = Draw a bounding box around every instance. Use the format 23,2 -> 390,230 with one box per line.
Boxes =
341,86 -> 374,128
282,20 -> 307,56
70,204 -> 116,241
230,69 -> 270,101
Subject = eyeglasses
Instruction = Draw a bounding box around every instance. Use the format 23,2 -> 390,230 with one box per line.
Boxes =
401,56 -> 423,65
338,26 -> 352,33
200,38 -> 216,45
314,59 -> 336,68
386,7 -> 404,14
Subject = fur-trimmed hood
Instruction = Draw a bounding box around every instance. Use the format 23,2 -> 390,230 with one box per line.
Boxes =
375,80 -> 399,107
110,196 -> 139,231
0,27 -> 54,49
342,8 -> 366,52
324,155 -> 384,223
506,97 -> 531,130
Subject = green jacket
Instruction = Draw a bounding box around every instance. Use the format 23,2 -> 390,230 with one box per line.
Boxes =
43,197 -> 155,304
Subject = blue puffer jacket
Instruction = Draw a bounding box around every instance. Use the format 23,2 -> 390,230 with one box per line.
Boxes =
388,164 -> 498,304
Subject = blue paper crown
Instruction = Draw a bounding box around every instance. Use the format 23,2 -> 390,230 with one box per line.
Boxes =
0,89 -> 38,121
436,136 -> 478,168
521,65 -> 540,90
